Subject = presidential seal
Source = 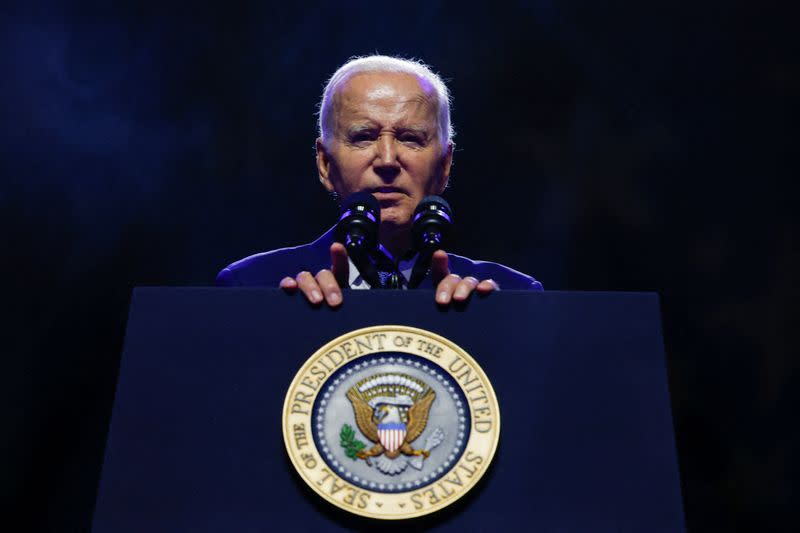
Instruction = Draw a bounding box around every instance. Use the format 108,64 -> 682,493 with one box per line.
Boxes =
282,326 -> 500,519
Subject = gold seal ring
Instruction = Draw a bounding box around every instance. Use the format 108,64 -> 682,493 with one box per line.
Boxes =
282,325 -> 500,519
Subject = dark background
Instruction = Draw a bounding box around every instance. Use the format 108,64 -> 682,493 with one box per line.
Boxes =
2,1 -> 795,531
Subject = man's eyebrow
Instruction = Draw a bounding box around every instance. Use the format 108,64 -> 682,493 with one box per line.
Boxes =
396,125 -> 433,137
346,122 -> 379,132
343,123 -> 434,135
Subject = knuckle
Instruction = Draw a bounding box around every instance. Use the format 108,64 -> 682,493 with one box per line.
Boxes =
321,279 -> 339,291
456,280 -> 473,294
316,271 -> 338,290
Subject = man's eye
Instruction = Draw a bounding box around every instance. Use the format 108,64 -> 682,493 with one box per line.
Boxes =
350,132 -> 375,143
399,134 -> 424,145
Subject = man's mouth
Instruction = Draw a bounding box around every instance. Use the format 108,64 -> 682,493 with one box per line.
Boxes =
371,187 -> 406,195
371,189 -> 407,209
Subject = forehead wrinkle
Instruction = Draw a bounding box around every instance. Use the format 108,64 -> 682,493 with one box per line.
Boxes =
349,89 -> 435,114
336,101 -> 437,133
336,73 -> 436,108
339,93 -> 433,114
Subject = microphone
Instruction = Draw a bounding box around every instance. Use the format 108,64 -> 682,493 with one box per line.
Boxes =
409,195 -> 454,288
334,191 -> 382,288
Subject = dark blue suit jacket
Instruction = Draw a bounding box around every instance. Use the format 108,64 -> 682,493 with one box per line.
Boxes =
216,228 -> 543,290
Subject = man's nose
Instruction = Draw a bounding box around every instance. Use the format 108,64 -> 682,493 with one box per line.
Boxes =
374,134 -> 401,180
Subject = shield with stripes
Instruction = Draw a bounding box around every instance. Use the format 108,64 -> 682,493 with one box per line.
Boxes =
377,422 -> 407,453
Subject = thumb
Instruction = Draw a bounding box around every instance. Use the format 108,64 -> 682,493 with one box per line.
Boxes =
430,250 -> 450,286
330,242 -> 349,288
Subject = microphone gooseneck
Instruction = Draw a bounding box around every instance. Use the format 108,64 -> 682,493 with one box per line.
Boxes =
334,191 -> 382,288
409,195 -> 454,289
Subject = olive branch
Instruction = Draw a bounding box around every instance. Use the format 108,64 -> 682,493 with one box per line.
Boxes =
340,424 -> 366,459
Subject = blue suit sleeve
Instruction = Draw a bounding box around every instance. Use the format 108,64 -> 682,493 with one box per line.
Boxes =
215,267 -> 241,286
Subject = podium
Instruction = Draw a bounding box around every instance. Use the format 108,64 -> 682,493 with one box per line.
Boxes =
93,288 -> 685,531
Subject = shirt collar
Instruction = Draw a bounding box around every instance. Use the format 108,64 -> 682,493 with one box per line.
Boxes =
348,246 -> 418,289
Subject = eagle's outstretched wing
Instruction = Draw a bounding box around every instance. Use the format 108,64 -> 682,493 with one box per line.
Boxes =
346,389 -> 379,443
406,389 -> 436,443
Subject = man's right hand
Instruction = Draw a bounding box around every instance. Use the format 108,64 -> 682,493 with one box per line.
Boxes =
279,243 -> 349,307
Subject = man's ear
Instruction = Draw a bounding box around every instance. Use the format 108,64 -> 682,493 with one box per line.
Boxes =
316,137 -> 335,193
435,141 -> 454,194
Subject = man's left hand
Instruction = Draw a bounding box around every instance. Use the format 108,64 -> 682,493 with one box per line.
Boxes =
430,250 -> 499,304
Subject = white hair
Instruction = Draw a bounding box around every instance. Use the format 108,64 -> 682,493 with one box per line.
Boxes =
318,55 -> 454,148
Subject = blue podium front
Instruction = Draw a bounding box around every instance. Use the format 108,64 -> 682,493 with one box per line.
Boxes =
93,288 -> 684,531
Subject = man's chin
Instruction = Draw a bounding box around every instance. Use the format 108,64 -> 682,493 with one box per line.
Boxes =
378,217 -> 412,238
378,207 -> 412,228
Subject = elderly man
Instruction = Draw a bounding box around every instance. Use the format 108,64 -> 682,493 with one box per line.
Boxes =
216,55 -> 542,304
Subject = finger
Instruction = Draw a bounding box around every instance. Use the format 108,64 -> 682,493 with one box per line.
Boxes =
330,242 -> 349,288
279,276 -> 298,291
476,279 -> 499,295
316,269 -> 342,307
436,273 -> 462,304
453,276 -> 480,302
430,249 -> 450,286
295,271 -> 323,304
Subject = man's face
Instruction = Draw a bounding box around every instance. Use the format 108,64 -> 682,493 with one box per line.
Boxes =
316,72 -> 453,234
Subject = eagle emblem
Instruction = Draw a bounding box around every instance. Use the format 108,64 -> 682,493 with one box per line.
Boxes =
342,373 -> 444,475
284,326 -> 500,519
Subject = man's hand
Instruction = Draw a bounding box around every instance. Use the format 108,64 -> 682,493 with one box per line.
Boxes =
280,246 -> 497,306
280,243 -> 349,307
431,250 -> 499,304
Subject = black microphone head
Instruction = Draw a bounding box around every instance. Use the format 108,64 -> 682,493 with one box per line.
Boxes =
341,190 -> 381,217
335,191 -> 381,251
414,195 -> 453,219
412,195 -> 453,252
